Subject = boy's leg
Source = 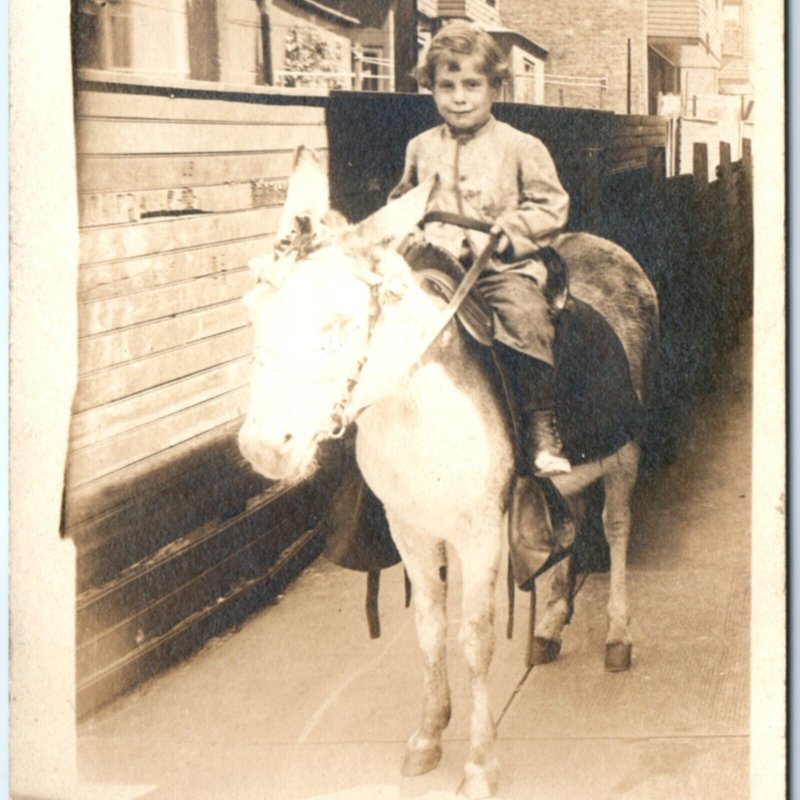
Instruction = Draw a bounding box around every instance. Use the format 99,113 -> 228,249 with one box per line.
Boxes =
492,342 -> 570,477
478,272 -> 570,477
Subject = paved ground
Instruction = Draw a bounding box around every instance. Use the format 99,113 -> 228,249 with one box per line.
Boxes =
78,332 -> 751,800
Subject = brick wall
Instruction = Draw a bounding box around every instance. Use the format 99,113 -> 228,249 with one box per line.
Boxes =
501,0 -> 648,114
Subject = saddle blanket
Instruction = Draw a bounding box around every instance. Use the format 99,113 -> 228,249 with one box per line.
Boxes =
411,247 -> 644,466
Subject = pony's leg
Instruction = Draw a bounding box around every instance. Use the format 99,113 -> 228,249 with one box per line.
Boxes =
602,444 -> 640,671
530,508 -> 578,664
458,532 -> 503,800
530,554 -> 572,664
390,524 -> 451,777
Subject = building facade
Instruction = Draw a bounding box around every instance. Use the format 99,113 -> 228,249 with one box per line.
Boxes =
74,0 -> 396,92
502,0 -> 753,178
501,0 -> 648,114
647,0 -> 724,113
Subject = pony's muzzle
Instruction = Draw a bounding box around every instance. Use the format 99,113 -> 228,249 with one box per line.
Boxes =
238,422 -> 299,481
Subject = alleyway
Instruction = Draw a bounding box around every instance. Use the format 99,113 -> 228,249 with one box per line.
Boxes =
78,329 -> 751,800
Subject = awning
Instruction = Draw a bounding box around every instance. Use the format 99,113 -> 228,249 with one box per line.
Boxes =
286,0 -> 361,26
486,26 -> 549,61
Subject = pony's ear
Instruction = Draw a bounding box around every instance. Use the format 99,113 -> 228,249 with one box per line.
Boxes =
343,175 -> 439,253
276,146 -> 330,241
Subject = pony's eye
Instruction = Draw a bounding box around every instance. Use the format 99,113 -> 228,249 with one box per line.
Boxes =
320,314 -> 352,336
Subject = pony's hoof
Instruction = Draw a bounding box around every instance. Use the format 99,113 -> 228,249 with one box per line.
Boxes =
529,637 -> 561,665
402,743 -> 442,776
460,760 -> 499,799
605,642 -> 632,671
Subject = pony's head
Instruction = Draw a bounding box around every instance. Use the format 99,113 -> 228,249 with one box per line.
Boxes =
238,147 -> 435,483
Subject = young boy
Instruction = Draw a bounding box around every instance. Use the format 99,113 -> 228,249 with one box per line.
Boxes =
391,20 -> 572,478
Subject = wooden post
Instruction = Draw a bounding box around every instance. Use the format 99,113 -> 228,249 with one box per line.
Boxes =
627,38 -> 632,115
742,137 -> 753,179
693,141 -> 708,183
648,146 -> 666,183
353,43 -> 363,92
648,146 -> 666,207
719,141 -> 732,171
581,147 -> 603,232
393,0 -> 418,93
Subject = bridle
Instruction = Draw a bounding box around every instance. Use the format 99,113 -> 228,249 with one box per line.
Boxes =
259,212 -> 500,445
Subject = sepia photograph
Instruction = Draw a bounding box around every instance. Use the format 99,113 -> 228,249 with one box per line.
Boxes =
9,0 -> 785,798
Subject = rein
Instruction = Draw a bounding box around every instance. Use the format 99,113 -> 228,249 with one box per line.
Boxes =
330,216 -> 500,434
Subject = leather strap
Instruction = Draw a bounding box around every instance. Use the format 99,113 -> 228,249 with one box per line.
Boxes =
417,230 -> 501,357
366,570 -> 381,639
419,210 -> 494,234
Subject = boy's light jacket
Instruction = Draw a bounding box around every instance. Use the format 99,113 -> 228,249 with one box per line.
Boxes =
391,115 -> 570,277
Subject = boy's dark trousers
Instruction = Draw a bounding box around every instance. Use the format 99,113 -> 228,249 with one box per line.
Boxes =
476,264 -> 569,475
491,341 -> 561,475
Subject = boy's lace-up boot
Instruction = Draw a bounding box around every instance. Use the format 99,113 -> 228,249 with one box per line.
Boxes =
528,409 -> 571,478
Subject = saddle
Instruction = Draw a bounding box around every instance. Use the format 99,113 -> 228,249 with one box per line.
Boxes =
324,240 -> 644,633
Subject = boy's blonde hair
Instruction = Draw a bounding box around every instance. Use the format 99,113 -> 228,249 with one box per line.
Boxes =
414,21 -> 511,90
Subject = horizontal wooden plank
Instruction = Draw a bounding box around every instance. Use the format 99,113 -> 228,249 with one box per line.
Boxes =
604,159 -> 648,177
604,145 -> 649,163
78,150 -> 302,195
77,150 -> 301,193
77,90 -> 327,126
79,206 -> 282,264
608,135 -> 667,150
75,466 -> 267,593
76,524 -> 324,718
79,301 -> 248,373
71,356 -> 251,449
68,427 -> 260,543
79,267 -> 252,336
76,510 -> 294,675
79,235 -> 272,298
77,480 -> 318,640
68,385 -> 251,489
616,114 -> 670,127
76,118 -> 328,156
65,420 -> 247,529
79,178 -> 289,227
74,326 -> 252,412
613,122 -> 668,137
76,515 -> 320,679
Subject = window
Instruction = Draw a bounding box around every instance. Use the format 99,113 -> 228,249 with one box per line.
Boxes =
358,46 -> 384,92
519,57 -> 537,104
74,0 -> 133,70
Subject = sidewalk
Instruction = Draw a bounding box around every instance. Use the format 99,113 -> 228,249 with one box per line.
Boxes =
78,333 -> 751,800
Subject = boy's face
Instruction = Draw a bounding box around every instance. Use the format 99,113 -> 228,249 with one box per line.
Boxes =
431,53 -> 498,132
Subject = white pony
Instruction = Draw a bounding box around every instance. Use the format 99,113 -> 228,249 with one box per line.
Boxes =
238,148 -> 659,799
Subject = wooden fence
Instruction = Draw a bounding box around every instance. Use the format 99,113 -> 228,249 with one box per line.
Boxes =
70,82 -> 333,717
598,140 -> 753,465
325,93 -> 668,233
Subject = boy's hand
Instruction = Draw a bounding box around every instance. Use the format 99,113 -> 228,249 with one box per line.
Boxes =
490,225 -> 512,260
